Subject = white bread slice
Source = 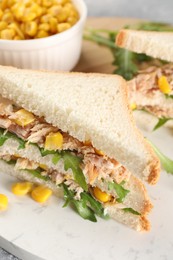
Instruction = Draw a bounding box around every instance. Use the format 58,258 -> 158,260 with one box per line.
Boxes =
0,159 -> 150,231
0,138 -> 152,214
116,29 -> 173,62
0,66 -> 160,184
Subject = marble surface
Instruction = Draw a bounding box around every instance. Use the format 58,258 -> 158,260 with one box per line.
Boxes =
1,1 -> 173,259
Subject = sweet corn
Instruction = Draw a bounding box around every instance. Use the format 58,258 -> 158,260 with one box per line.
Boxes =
45,132 -> 63,150
36,29 -> 49,38
38,22 -> 50,31
0,0 -> 79,40
25,21 -> 38,36
130,103 -> 137,110
95,149 -> 104,156
57,22 -> 71,33
12,182 -> 33,196
158,76 -> 171,94
31,186 -> 52,203
39,164 -> 48,170
0,21 -> 7,31
13,108 -> 35,127
1,28 -> 15,39
93,187 -> 111,203
0,194 -> 8,211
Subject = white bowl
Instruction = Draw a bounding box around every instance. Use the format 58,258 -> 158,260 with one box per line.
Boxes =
0,0 -> 87,71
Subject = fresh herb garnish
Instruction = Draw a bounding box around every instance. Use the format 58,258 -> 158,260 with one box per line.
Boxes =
84,22 -> 173,80
0,128 -> 25,149
62,183 -> 97,222
62,151 -> 88,191
165,94 -> 173,99
26,168 -> 50,181
52,153 -> 62,165
153,117 -> 172,131
147,139 -> 173,174
108,180 -> 130,203
123,207 -> 141,215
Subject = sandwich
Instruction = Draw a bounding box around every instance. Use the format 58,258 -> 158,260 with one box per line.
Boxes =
116,30 -> 173,129
0,66 -> 160,231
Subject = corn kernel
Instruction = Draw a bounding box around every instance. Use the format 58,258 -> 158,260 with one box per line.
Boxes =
2,12 -> 14,23
25,21 -> 38,36
13,108 -> 35,127
0,194 -> 8,211
0,21 -> 8,31
0,9 -> 3,20
12,182 -> 33,196
31,186 -> 52,203
93,187 -> 111,203
39,164 -> 48,170
57,22 -> 71,33
38,23 -> 50,31
1,0 -> 8,11
12,3 -> 25,21
158,76 -> 171,94
40,14 -> 52,23
49,17 -> 58,33
130,103 -> 137,110
67,16 -> 77,25
48,5 -> 62,16
42,0 -> 54,7
22,12 -> 37,22
1,28 -> 15,39
36,29 -> 49,38
7,0 -> 16,8
45,132 -> 63,150
95,149 -> 104,156
57,10 -> 69,23
9,22 -> 25,39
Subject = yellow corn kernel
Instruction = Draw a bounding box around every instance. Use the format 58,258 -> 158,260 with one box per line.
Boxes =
2,12 -> 14,23
12,3 -> 25,21
93,187 -> 111,203
13,109 -> 35,127
1,28 -> 15,39
40,14 -> 52,23
0,21 -> 8,31
31,186 -> 52,203
1,0 -> 8,11
95,149 -> 104,156
48,5 -> 62,16
22,12 -> 37,22
42,0 -> 54,7
158,76 -> 171,94
25,21 -> 38,36
38,23 -> 50,31
36,29 -> 49,38
130,103 -> 137,110
39,164 -> 48,171
12,182 -> 33,196
0,194 -> 8,211
13,35 -> 22,40
57,10 -> 69,23
49,17 -> 58,33
8,22 -> 25,39
57,22 -> 71,33
45,132 -> 63,150
0,9 -> 3,19
67,16 -> 77,25
7,0 -> 16,8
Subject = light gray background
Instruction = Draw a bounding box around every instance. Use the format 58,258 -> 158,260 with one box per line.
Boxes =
0,0 -> 173,259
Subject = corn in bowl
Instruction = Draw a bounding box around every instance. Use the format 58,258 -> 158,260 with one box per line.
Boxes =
0,0 -> 79,40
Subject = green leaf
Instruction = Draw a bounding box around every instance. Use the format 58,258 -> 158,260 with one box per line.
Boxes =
153,117 -> 172,131
62,151 -> 88,191
61,183 -> 97,222
52,153 -> 62,165
26,169 -> 50,181
123,208 -> 141,215
39,147 -> 57,157
0,128 -> 26,149
165,94 -> 173,99
147,139 -> 173,174
108,181 -> 130,203
81,192 -> 109,219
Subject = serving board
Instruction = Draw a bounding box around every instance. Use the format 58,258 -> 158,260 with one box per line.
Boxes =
0,18 -> 173,260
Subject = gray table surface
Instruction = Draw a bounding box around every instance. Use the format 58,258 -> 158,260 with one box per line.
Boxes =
1,0 -> 173,259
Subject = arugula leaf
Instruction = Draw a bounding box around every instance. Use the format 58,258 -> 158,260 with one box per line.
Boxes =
147,139 -> 173,174
123,208 -> 141,215
26,169 -> 50,181
165,94 -> 173,99
61,183 -> 97,222
0,128 -> 25,149
52,153 -> 62,165
81,192 -> 109,219
108,181 -> 130,203
39,147 -> 57,157
62,151 -> 88,191
153,117 -> 172,131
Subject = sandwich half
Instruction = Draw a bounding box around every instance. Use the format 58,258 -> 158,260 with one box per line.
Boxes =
0,66 -> 160,231
116,29 -> 173,128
